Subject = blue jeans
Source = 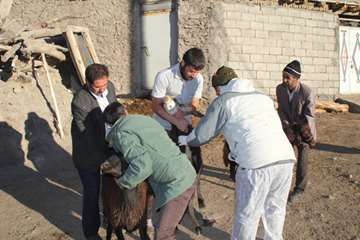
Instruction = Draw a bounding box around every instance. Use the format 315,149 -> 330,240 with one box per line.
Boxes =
77,168 -> 101,238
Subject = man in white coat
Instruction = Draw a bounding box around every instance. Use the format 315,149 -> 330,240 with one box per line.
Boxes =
179,66 -> 296,240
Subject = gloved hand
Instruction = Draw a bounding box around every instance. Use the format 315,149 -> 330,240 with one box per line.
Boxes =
178,135 -> 188,146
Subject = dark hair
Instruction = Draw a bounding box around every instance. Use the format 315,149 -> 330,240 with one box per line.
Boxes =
85,63 -> 109,84
103,102 -> 126,125
182,48 -> 205,70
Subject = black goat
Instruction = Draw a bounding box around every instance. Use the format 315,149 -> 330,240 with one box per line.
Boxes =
101,155 -> 151,240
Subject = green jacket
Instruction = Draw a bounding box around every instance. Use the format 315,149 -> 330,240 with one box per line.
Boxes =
106,115 -> 196,210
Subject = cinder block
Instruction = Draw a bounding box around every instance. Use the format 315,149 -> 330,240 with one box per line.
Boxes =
282,32 -> 294,41
253,80 -> 265,88
242,70 -> 257,79
256,71 -> 270,79
270,71 -> 282,80
254,63 -> 267,71
256,15 -> 269,23
264,39 -> 278,47
300,11 -> 312,19
228,61 -> 253,70
251,22 -> 263,30
229,45 -> 243,53
251,54 -> 265,63
243,45 -> 257,53
295,49 -> 306,57
324,43 -> 335,51
282,48 -> 294,56
256,30 -> 269,39
276,8 -> 289,16
267,63 -> 281,72
303,65 -> 315,73
305,50 -> 318,57
282,16 -> 293,24
290,25 -> 305,34
293,33 -> 306,41
269,47 -> 282,55
268,31 -> 283,40
302,41 -> 313,50
263,55 -> 277,63
277,56 -> 290,64
315,65 -> 326,73
312,42 -> 325,50
264,80 -> 278,87
226,28 -> 242,36
293,18 -> 306,26
226,11 -> 242,20
301,57 -> 313,65
242,13 -> 256,21
268,16 -> 282,24
313,58 -> 331,65
261,7 -> 276,15
290,41 -> 302,49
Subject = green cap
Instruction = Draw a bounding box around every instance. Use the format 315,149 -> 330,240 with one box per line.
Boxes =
211,66 -> 238,88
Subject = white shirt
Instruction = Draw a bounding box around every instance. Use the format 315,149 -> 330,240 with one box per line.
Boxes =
90,88 -> 109,112
151,63 -> 204,130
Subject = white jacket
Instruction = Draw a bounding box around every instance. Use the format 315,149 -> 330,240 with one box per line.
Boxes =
187,78 -> 295,169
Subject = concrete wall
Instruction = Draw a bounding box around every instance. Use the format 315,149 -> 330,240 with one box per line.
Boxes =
178,1 -> 340,99
9,0 -> 142,95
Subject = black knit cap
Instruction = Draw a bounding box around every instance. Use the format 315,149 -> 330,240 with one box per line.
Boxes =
283,60 -> 301,79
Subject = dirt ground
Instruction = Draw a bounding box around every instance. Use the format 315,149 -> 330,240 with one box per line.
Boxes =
0,76 -> 359,240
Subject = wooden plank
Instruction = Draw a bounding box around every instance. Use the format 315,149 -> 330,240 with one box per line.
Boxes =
1,42 -> 21,62
64,26 -> 100,86
65,28 -> 87,85
23,39 -> 66,61
41,53 -> 65,139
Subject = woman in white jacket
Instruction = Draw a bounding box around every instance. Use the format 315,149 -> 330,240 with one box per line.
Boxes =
179,66 -> 296,240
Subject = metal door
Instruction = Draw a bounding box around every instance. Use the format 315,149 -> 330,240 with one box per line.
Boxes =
141,1 -> 178,90
339,26 -> 360,94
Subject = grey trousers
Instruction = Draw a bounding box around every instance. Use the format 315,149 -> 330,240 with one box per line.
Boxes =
154,184 -> 195,240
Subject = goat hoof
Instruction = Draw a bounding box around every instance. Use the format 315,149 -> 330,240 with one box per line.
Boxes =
195,226 -> 202,235
202,218 -> 216,227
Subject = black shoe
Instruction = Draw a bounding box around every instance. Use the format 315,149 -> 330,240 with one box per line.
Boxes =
288,189 -> 304,203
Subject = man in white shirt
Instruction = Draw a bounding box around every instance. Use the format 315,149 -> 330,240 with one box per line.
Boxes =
151,47 -> 205,135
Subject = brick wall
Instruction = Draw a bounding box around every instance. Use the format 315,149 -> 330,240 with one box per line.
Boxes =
178,1 -> 340,98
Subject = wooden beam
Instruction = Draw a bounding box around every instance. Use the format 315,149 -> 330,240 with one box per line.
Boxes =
1,42 -> 21,62
41,53 -> 65,139
65,27 -> 87,85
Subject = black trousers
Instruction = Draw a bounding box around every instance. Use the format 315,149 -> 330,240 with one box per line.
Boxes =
294,143 -> 310,192
76,167 -> 101,238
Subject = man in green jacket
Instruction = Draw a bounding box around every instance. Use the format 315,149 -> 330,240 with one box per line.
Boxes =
104,102 -> 196,240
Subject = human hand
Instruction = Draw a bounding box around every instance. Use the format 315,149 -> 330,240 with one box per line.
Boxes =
178,135 -> 188,146
174,118 -> 189,133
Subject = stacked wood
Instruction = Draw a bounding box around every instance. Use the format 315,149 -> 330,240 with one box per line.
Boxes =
315,100 -> 349,113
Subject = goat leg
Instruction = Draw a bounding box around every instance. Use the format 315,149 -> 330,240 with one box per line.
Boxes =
114,227 -> 125,240
187,191 -> 202,235
106,223 -> 113,240
139,214 -> 151,240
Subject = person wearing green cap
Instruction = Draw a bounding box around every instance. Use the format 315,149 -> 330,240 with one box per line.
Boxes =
178,66 -> 296,240
276,60 -> 316,203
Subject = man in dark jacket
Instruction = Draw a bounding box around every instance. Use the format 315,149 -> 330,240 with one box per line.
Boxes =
276,60 -> 316,202
71,63 -> 117,239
